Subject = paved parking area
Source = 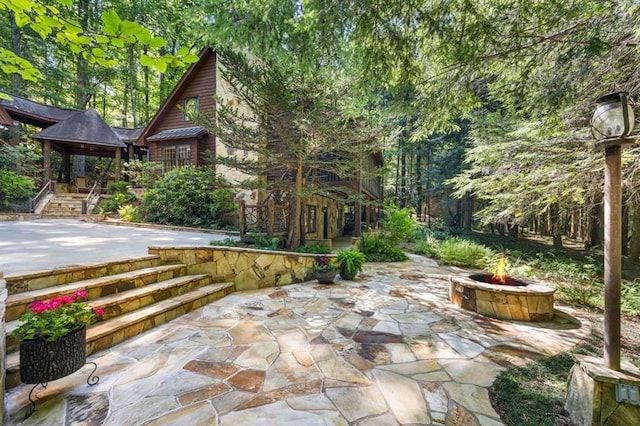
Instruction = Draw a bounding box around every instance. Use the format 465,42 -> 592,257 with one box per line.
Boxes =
0,219 -> 233,275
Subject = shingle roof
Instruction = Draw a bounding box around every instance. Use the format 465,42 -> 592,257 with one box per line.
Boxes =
0,92 -> 79,124
33,109 -> 126,148
112,126 -> 145,143
146,126 -> 207,141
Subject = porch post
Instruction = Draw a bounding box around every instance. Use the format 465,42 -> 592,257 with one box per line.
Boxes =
43,140 -> 51,183
115,147 -> 121,181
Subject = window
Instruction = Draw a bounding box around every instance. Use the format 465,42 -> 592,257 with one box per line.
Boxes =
183,96 -> 199,121
162,144 -> 191,172
306,205 -> 317,233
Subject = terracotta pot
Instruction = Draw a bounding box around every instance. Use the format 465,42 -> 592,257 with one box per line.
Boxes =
20,327 -> 86,384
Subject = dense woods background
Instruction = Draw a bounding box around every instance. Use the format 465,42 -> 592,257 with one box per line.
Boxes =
4,0 -> 640,261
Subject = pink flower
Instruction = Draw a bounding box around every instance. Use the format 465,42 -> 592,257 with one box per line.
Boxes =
73,290 -> 88,301
29,301 -> 48,314
48,300 -> 62,309
93,308 -> 105,317
51,296 -> 74,306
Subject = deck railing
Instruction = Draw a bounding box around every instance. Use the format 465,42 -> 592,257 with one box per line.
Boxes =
29,180 -> 55,213
82,182 -> 101,214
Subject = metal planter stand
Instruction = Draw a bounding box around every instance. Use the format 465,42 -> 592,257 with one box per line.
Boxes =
19,327 -> 99,419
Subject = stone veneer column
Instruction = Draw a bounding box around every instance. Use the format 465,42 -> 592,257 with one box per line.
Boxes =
0,271 -> 6,423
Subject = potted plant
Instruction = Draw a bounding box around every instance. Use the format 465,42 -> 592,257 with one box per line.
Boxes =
11,291 -> 104,384
314,255 -> 338,284
336,249 -> 366,280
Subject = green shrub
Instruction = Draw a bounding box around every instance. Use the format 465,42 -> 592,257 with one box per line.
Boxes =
253,234 -> 282,250
210,238 -> 240,247
117,204 -> 140,222
336,249 -> 366,275
140,166 -> 237,228
0,169 -> 34,206
296,243 -> 331,254
407,225 -> 431,243
107,180 -> 129,195
413,237 -> 439,258
436,237 -> 493,268
100,191 -> 136,213
123,160 -> 162,188
621,280 -> 640,316
358,232 -> 408,262
382,207 -> 415,245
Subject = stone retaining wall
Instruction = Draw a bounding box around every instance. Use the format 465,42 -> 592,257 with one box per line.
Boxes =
148,246 -> 331,291
0,272 -> 6,423
0,213 -> 38,221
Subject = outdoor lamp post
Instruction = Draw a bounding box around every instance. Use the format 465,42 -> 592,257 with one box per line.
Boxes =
591,92 -> 634,371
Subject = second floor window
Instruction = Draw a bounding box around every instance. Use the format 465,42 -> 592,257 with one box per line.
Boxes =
162,144 -> 191,172
183,96 -> 199,121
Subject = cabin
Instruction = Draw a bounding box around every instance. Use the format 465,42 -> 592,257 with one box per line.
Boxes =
137,46 -> 383,242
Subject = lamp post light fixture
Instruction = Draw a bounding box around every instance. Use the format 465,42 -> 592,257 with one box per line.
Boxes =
564,93 -> 640,425
591,92 -> 635,371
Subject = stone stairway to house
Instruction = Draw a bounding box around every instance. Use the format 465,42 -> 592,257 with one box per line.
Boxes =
4,255 -> 235,389
41,193 -> 86,218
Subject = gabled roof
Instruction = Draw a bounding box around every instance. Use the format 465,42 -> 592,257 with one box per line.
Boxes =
136,46 -> 214,146
33,109 -> 126,148
147,126 -> 206,141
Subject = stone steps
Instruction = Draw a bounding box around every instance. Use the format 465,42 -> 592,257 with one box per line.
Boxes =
5,255 -> 162,294
4,253 -> 237,389
5,264 -> 188,322
41,193 -> 86,217
4,273 -> 215,352
5,281 -> 235,388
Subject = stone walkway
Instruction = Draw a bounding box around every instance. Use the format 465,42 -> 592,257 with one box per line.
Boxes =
5,255 -> 591,425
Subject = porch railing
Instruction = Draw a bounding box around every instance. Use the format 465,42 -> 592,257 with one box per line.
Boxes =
29,180 -> 55,213
82,182 -> 101,214
239,199 -> 289,240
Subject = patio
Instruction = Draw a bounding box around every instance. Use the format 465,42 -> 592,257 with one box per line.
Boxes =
4,255 -> 591,425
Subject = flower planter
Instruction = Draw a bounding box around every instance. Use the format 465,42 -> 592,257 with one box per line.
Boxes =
20,327 -> 87,384
315,269 -> 337,284
339,267 -> 357,280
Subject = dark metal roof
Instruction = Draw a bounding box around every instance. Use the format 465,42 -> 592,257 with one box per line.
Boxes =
33,109 -> 126,148
112,126 -> 145,143
0,92 -> 79,126
146,126 -> 206,141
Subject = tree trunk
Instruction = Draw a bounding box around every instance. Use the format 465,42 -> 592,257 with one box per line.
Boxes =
128,44 -> 138,127
288,138 -> 304,249
589,201 -> 603,248
550,203 -> 563,249
400,148 -> 407,208
628,198 -> 640,263
463,193 -> 473,233
10,11 -> 22,91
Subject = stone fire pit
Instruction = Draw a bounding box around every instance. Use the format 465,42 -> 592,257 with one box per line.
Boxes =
449,273 -> 555,322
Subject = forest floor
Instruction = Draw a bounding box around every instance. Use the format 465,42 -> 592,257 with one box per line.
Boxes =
463,230 -> 640,425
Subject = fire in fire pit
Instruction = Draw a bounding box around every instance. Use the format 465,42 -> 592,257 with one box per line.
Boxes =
449,255 -> 555,322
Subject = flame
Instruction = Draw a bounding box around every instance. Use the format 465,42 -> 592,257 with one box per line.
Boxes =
492,254 -> 507,284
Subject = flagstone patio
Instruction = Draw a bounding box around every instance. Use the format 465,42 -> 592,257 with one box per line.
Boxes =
5,255 -> 592,425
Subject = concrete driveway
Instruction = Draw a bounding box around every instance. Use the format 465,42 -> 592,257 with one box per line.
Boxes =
0,219 -> 234,276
